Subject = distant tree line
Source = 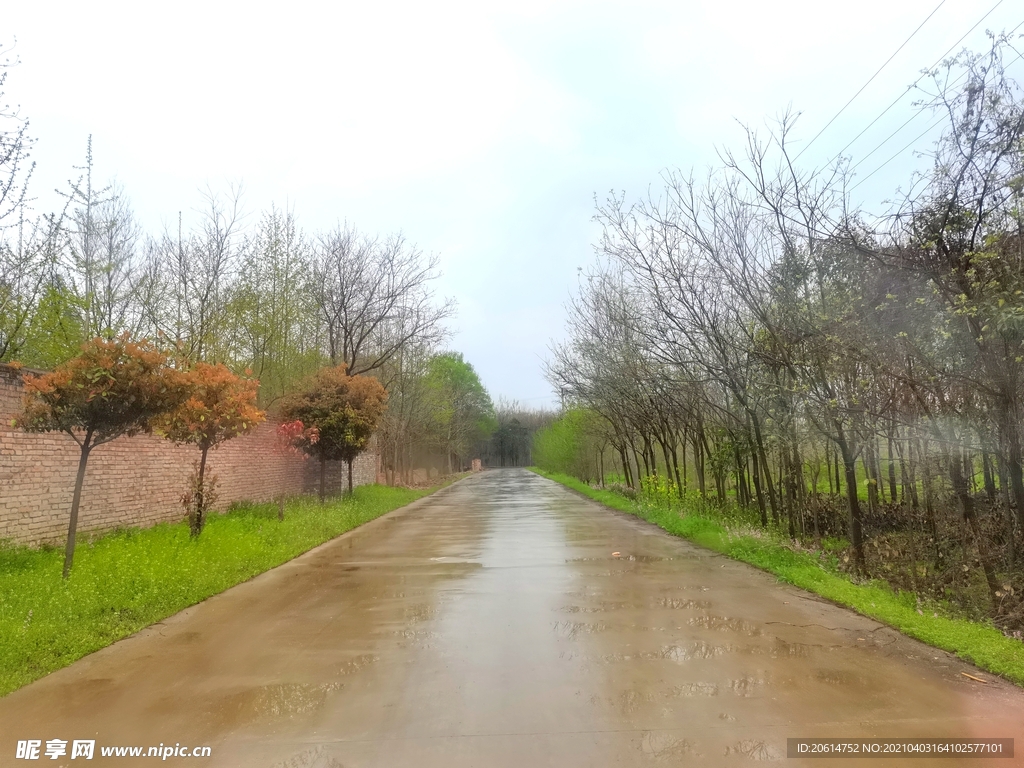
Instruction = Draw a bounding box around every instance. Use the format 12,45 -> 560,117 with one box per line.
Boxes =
476,399 -> 556,468
544,40 -> 1024,630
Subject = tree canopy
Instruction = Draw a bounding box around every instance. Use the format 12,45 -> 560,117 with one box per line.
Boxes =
280,365 -> 388,498
153,362 -> 265,536
18,334 -> 187,575
423,352 -> 495,473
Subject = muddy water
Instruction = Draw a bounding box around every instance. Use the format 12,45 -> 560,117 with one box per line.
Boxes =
1,469 -> 1022,766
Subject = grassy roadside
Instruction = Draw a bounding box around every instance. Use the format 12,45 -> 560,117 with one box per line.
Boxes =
0,481 -> 455,697
530,467 -> 1024,687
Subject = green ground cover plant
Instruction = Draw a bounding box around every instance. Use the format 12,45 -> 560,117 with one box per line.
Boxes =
531,468 -> 1024,687
0,483 -> 440,696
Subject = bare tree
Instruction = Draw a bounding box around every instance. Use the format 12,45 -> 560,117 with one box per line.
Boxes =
158,186 -> 243,360
0,40 -> 33,230
310,225 -> 454,375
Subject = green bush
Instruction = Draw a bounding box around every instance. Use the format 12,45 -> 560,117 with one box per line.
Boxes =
532,408 -> 602,481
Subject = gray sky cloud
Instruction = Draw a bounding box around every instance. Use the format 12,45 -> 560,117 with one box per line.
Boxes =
6,0 -> 1022,406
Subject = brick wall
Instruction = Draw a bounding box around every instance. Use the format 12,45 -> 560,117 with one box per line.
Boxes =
0,365 -> 380,546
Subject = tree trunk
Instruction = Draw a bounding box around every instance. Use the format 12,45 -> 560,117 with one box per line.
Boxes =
680,432 -> 688,490
658,436 -> 673,488
864,441 -> 879,513
750,447 -> 768,528
618,445 -> 632,488
920,438 -> 937,543
788,434 -> 800,538
670,442 -> 683,498
63,436 -> 94,579
734,445 -> 748,507
947,446 -> 1001,606
835,425 -> 865,573
751,416 -> 778,525
630,448 -> 647,483
886,430 -> 898,503
347,458 -> 354,496
637,442 -> 650,478
904,436 -> 919,509
874,437 -> 885,503
896,436 -> 912,508
1007,421 -> 1024,530
997,447 -> 1012,509
191,445 -> 210,537
693,431 -> 707,501
982,443 -> 997,503
826,443 -> 834,495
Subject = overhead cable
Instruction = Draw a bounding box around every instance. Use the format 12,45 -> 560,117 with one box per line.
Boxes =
849,31 -> 1024,191
824,0 -> 1009,168
794,0 -> 950,160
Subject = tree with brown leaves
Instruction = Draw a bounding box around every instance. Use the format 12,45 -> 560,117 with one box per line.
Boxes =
17,334 -> 186,577
280,365 -> 387,500
152,362 -> 265,536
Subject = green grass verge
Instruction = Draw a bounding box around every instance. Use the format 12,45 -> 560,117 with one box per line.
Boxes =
0,482 -> 447,697
531,468 -> 1024,687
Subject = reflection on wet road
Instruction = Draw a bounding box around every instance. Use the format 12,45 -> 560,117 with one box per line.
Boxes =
2,469 -> 1022,766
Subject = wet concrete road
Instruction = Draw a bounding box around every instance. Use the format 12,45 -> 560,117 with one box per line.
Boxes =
2,469 -> 1023,767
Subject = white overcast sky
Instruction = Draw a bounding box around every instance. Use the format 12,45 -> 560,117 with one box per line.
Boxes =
4,0 -> 1023,407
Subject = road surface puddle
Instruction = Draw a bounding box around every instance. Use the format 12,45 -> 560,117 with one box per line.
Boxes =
588,641 -> 733,664
561,600 -> 646,613
687,615 -> 762,635
813,668 -> 868,687
640,731 -> 697,761
402,604 -> 436,622
659,642 -> 731,661
218,682 -> 343,726
553,620 -> 610,639
654,597 -> 712,610
271,745 -> 345,768
666,681 -> 719,697
618,688 -> 657,713
338,654 -> 379,675
724,739 -> 783,760
728,675 -> 769,696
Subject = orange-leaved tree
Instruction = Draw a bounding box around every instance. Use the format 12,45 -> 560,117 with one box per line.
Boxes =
17,335 -> 188,577
279,366 -> 387,501
152,362 -> 265,537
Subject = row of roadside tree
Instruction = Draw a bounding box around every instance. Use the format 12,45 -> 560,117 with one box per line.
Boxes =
541,40 -> 1024,632
16,333 -> 396,578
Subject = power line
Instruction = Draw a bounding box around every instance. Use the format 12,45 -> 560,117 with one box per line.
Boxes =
844,64 -> 972,175
795,0 -> 950,160
823,0 -> 1009,168
849,116 -> 945,190
849,30 -> 1024,192
847,110 -> 929,174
